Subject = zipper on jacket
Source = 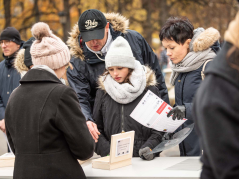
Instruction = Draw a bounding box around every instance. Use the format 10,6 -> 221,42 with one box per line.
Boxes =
121,105 -> 125,133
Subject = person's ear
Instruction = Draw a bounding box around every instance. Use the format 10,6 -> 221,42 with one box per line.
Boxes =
186,39 -> 191,47
105,22 -> 109,32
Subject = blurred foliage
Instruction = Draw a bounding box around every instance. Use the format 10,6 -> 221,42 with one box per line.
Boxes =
0,0 -> 238,61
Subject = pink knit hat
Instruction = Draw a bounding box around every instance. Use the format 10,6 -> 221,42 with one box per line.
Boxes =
30,22 -> 70,70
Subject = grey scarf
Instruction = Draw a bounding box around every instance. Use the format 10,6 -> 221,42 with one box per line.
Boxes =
103,61 -> 146,104
170,28 -> 216,85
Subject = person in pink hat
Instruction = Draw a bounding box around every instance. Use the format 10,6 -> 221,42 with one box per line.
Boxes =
4,22 -> 94,179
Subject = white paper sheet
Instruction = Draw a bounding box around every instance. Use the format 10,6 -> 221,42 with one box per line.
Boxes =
130,90 -> 187,133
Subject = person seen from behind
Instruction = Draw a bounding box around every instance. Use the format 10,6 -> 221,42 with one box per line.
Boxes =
159,17 -> 220,156
193,10 -> 239,179
93,36 -> 163,160
5,22 -> 94,179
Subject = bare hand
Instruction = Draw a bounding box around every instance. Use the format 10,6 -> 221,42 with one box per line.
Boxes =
0,119 -> 6,134
86,121 -> 100,142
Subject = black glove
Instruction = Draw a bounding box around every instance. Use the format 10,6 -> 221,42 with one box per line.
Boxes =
162,132 -> 174,141
167,105 -> 185,120
139,147 -> 155,161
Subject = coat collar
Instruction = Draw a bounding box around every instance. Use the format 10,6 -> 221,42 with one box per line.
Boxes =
20,68 -> 62,84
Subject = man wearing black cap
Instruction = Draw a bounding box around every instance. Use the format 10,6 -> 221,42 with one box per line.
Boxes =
0,27 -> 23,135
67,9 -> 169,142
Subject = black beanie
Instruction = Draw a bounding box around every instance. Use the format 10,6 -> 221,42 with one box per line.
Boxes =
0,27 -> 21,45
23,37 -> 35,69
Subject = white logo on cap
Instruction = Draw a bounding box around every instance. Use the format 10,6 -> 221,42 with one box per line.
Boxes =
85,19 -> 98,30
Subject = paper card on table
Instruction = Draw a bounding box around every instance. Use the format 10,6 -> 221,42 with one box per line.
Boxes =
130,90 -> 187,133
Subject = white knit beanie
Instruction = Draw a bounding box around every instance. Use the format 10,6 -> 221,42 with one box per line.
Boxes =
105,36 -> 135,69
30,22 -> 71,70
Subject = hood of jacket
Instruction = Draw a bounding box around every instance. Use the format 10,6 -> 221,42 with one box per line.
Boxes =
97,66 -> 156,91
192,27 -> 220,53
67,13 -> 129,61
14,48 -> 29,74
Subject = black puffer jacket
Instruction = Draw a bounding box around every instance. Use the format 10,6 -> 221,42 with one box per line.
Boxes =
93,67 -> 164,157
67,13 -> 169,122
193,42 -> 239,179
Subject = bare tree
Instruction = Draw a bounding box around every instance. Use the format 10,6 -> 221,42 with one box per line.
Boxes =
4,0 -> 11,28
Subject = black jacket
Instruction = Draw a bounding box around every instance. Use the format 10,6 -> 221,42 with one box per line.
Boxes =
173,27 -> 220,156
67,13 -> 169,122
193,42 -> 239,179
5,69 -> 94,179
0,42 -> 24,120
93,67 -> 164,157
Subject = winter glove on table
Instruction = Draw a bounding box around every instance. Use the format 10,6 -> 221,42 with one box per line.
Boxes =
167,105 -> 186,120
139,147 -> 155,161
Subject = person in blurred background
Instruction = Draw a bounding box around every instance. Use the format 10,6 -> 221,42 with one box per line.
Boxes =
193,11 -> 239,179
159,17 -> 220,156
5,22 -> 94,179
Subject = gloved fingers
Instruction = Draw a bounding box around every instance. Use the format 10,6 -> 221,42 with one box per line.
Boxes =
172,113 -> 177,120
167,108 -> 175,118
139,147 -> 149,156
143,153 -> 155,161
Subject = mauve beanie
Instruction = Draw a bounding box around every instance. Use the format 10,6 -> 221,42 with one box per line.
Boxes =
30,22 -> 70,70
105,36 -> 135,69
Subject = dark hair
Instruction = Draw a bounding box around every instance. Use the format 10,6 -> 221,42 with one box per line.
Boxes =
159,17 -> 194,45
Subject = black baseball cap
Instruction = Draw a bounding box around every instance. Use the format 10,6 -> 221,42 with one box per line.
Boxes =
78,9 -> 107,42
0,27 -> 21,45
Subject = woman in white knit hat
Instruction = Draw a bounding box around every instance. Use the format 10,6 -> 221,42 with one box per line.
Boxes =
4,22 -> 94,179
93,36 -> 163,160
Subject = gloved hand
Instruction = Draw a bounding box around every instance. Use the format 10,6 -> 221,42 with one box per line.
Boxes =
162,132 -> 174,141
167,105 -> 186,120
139,147 -> 155,161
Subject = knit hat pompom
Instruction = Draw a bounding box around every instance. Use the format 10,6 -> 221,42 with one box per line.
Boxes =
31,22 -> 52,41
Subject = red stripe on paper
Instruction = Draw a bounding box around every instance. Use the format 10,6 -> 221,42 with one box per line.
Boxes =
157,102 -> 167,115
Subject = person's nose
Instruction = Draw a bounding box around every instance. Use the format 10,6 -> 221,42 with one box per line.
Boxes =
166,49 -> 172,57
1,43 -> 6,48
91,40 -> 98,45
114,70 -> 118,76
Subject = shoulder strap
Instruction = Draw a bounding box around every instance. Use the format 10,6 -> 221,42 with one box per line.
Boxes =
201,60 -> 212,80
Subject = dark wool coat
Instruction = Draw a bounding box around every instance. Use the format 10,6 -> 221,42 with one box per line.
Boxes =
93,67 -> 164,157
5,69 -> 95,179
193,42 -> 239,179
173,28 -> 220,156
67,13 -> 169,122
0,42 -> 24,120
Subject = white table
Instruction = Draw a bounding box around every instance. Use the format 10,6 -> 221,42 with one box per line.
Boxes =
0,157 -> 201,179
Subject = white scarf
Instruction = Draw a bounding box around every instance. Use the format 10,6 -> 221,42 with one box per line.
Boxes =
103,61 -> 146,104
170,28 -> 216,85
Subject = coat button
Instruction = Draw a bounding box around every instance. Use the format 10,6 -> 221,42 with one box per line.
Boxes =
8,74 -> 10,77
178,80 -> 181,82
7,92 -> 9,94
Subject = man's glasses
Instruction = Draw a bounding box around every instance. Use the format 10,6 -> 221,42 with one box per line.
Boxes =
0,40 -> 12,46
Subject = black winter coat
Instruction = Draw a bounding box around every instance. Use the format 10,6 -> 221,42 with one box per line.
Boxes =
173,27 -> 220,156
67,13 -> 169,122
193,42 -> 239,179
93,68 -> 163,157
0,43 -> 24,120
5,69 -> 95,179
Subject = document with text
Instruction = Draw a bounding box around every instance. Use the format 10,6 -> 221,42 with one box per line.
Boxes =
130,90 -> 187,133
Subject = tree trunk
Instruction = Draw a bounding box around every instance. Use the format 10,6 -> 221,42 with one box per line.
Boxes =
159,0 -> 170,28
142,0 -> 153,46
63,0 -> 71,43
4,0 -> 11,28
34,0 -> 40,22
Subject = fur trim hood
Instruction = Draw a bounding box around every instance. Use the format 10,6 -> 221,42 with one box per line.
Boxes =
98,66 -> 156,91
14,49 -> 29,74
67,13 -> 129,60
193,27 -> 220,52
